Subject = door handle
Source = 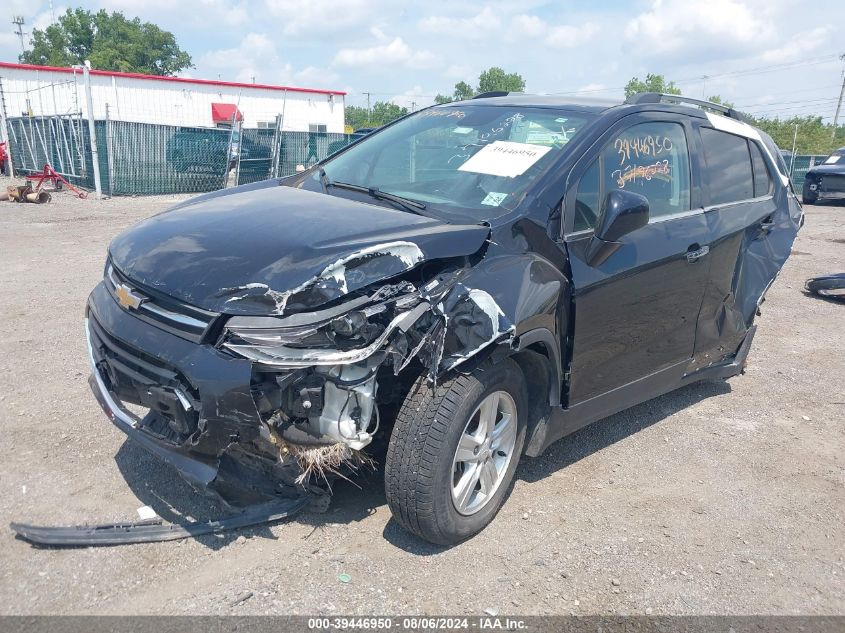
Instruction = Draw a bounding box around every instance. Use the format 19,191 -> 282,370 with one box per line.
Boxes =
758,216 -> 775,236
686,244 -> 710,262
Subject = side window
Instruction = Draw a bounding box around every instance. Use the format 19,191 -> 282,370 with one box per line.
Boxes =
574,159 -> 600,232
605,121 -> 691,218
700,128 -> 754,205
749,142 -> 772,197
570,120 -> 691,232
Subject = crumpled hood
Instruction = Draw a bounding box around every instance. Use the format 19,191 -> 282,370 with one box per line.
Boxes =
109,185 -> 490,315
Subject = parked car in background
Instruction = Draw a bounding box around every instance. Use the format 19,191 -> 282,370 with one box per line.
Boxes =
165,128 -> 230,173
803,148 -> 845,204
82,93 -> 801,545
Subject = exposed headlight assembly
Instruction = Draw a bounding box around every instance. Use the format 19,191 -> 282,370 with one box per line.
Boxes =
222,301 -> 430,367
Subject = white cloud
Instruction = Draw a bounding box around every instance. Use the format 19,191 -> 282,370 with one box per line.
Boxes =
93,0 -> 249,28
444,64 -> 473,80
264,0 -> 385,36
295,65 -> 340,88
200,33 -> 294,85
418,8 -> 501,38
758,26 -> 832,63
511,14 -> 546,39
625,0 -> 775,55
545,22 -> 600,48
333,36 -> 437,69
506,14 -> 600,48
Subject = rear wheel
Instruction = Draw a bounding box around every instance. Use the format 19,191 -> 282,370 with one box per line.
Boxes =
385,359 -> 526,545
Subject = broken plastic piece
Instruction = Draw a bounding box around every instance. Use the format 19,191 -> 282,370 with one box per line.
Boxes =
136,505 -> 158,521
10,495 -> 309,547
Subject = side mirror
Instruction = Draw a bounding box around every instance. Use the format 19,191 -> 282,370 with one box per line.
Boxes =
585,190 -> 650,266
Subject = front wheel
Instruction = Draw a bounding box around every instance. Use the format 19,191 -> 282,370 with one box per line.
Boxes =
385,359 -> 527,545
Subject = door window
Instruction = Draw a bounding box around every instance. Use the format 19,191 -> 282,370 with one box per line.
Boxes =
572,121 -> 691,232
749,141 -> 772,197
700,127 -> 754,204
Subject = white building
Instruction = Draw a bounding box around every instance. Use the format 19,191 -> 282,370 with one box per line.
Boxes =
0,61 -> 346,132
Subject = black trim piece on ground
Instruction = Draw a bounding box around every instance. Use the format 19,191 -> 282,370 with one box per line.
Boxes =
9,495 -> 310,547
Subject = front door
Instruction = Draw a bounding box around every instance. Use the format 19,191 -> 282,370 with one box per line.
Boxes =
562,113 -> 711,405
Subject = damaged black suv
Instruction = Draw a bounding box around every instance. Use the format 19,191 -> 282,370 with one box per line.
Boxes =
85,93 -> 802,545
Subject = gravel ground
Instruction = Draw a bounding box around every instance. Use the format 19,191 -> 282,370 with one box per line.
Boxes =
0,180 -> 842,616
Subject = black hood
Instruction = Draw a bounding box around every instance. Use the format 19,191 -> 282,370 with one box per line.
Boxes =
109,185 -> 489,315
807,164 -> 845,176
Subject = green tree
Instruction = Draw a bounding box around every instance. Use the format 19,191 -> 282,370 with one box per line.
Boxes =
20,8 -> 192,76
344,101 -> 408,129
707,95 -> 735,108
435,68 -> 526,104
748,115 -> 845,155
435,81 -> 474,104
624,74 -> 682,99
477,67 -> 525,94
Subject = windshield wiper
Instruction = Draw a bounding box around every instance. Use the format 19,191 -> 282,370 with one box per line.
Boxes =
317,172 -> 427,214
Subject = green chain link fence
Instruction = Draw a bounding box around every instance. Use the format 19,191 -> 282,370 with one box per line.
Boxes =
7,116 -> 231,194
236,130 -> 355,186
106,121 -> 230,194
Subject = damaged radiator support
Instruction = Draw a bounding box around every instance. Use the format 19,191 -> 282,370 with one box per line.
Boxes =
238,271 -> 516,484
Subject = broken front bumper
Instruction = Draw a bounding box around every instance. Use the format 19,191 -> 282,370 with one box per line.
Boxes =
85,281 -> 302,505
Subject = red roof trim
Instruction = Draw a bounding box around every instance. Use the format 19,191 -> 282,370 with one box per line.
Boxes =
0,61 -> 346,96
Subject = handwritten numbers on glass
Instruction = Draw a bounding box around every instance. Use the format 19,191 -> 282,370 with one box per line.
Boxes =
614,135 -> 673,167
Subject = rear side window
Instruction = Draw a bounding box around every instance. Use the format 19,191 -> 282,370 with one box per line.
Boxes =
700,128 -> 754,205
572,121 -> 691,231
749,142 -> 772,197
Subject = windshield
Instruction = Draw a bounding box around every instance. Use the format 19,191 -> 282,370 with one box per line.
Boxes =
823,152 -> 844,165
318,104 -> 593,221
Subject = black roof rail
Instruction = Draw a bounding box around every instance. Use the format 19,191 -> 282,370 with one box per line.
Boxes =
626,92 -> 747,122
472,91 -> 510,99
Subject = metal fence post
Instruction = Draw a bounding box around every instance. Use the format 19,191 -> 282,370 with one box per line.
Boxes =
270,113 -> 282,179
80,61 -> 103,197
105,102 -> 114,197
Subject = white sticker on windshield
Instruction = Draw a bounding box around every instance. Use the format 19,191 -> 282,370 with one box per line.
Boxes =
825,154 -> 841,164
453,126 -> 473,134
458,141 -> 551,178
481,192 -> 508,206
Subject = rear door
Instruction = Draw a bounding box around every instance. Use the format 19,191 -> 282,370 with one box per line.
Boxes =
562,112 -> 712,405
690,118 -> 792,368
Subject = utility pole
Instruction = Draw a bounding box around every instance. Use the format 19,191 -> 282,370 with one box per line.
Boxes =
411,101 -> 417,112
12,16 -> 27,55
364,92 -> 371,126
701,75 -> 708,99
832,53 -> 845,141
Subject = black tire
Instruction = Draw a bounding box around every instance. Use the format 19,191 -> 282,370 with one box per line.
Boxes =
803,190 -> 818,205
385,359 -> 527,545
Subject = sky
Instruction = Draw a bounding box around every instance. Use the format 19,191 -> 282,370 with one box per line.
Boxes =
1,0 -> 844,121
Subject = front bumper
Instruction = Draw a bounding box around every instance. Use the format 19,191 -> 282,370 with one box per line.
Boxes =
804,176 -> 845,199
86,281 -> 300,504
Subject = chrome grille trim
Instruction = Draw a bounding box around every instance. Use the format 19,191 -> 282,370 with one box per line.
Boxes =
105,263 -> 217,342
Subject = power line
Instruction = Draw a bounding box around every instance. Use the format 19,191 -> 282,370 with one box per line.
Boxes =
549,54 -> 841,96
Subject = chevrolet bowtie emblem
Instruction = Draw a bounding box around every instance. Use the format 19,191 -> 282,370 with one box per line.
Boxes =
114,283 -> 145,310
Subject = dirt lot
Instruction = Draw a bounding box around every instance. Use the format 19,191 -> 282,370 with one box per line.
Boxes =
0,180 -> 842,616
